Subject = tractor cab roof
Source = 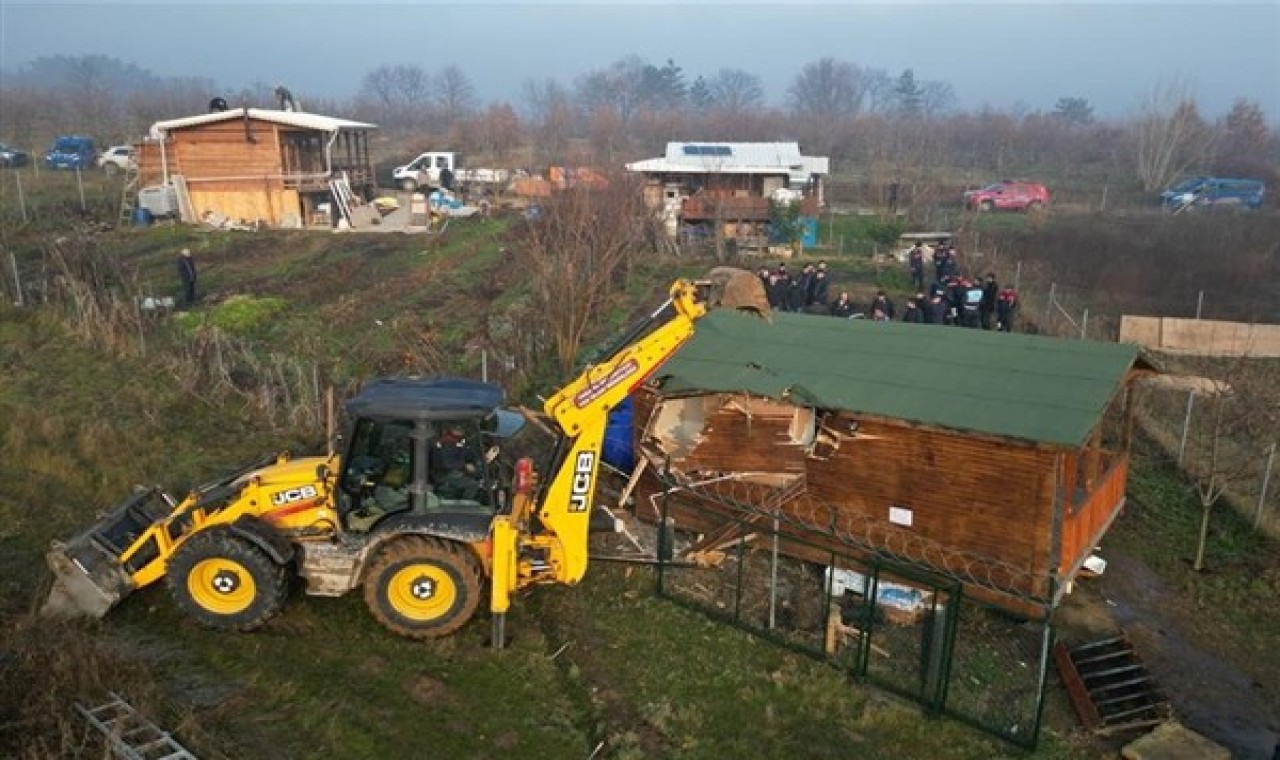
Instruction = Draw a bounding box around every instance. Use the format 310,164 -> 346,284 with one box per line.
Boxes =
345,377 -> 504,422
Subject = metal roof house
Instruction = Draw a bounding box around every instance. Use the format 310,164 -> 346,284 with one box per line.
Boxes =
626,142 -> 830,247
136,108 -> 376,228
632,310 -> 1155,619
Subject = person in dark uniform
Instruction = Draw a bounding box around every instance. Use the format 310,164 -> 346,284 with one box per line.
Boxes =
808,270 -> 831,312
431,425 -> 483,501
869,289 -> 895,321
177,248 -> 197,305
996,288 -> 1019,332
925,292 -> 948,324
830,291 -> 856,319
980,273 -> 999,330
961,279 -> 985,328
907,243 -> 925,291
902,297 -> 924,324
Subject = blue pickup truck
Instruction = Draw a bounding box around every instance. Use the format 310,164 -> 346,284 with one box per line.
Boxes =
43,135 -> 97,170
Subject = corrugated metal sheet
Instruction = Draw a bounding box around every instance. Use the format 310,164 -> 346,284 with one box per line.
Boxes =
149,108 -> 376,139
653,311 -> 1144,448
626,142 -> 828,177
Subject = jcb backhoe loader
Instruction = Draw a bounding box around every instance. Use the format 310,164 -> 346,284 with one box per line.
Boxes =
43,271 -> 770,639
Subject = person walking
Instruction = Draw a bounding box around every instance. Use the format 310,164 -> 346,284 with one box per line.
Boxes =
177,248 -> 198,306
808,270 -> 831,312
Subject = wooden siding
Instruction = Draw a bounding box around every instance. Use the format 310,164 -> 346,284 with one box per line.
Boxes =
634,389 -> 1061,611
135,118 -> 373,227
1058,456 -> 1128,580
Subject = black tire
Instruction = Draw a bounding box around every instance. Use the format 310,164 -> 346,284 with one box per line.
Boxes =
363,536 -> 482,639
166,530 -> 290,631
399,178 -> 418,192
979,199 -> 994,212
103,163 -> 120,176
1026,200 -> 1043,212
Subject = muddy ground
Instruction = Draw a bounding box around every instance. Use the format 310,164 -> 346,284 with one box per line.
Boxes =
1056,550 -> 1278,759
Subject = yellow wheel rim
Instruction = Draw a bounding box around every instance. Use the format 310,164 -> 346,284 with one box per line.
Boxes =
387,564 -> 456,621
187,558 -> 257,615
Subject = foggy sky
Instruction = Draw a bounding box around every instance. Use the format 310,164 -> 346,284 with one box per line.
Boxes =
2,1 -> 1278,121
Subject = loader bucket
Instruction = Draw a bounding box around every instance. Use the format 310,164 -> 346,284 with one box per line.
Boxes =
704,267 -> 773,321
41,487 -> 175,619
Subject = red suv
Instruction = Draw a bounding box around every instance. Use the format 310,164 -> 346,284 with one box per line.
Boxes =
964,181 -> 1049,212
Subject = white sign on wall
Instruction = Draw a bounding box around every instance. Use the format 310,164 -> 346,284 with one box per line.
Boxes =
889,506 -> 913,527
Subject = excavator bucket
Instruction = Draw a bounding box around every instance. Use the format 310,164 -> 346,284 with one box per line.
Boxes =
41,487 -> 175,619
703,266 -> 773,321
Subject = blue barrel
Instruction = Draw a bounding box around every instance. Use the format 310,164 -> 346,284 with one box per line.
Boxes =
602,397 -> 635,472
132,207 -> 153,227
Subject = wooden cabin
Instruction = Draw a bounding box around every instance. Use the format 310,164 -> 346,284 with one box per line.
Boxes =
631,310 -> 1155,619
137,108 -> 376,228
625,142 -> 827,247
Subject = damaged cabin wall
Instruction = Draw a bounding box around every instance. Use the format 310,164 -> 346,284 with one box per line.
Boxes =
634,389 -> 1062,615
644,393 -> 807,477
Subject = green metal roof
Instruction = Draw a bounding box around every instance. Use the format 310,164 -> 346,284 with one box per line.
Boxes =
654,310 -> 1145,449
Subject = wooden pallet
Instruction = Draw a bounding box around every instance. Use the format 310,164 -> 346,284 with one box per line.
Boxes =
1054,634 -> 1170,735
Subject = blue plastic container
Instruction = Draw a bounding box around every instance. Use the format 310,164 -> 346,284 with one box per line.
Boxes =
602,397 -> 635,471
132,207 -> 153,227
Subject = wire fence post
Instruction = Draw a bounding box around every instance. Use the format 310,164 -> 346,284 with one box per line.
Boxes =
1195,290 -> 1204,320
76,167 -> 86,212
7,249 -> 23,307
1044,283 -> 1056,324
1080,308 -> 1089,340
15,171 -> 28,224
1013,260 -> 1021,293
768,516 -> 780,630
481,348 -> 488,383
1177,390 -> 1196,466
1255,442 -> 1276,530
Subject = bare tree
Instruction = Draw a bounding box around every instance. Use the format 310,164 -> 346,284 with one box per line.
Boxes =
1183,359 -> 1280,571
359,64 -> 433,127
576,56 -> 648,127
707,68 -> 764,115
787,57 -> 869,119
1135,82 -> 1217,191
1215,99 -> 1271,177
434,65 -> 478,127
512,172 -> 660,376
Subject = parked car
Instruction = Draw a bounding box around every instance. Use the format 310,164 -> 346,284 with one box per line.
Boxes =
964,181 -> 1050,212
0,142 -> 30,168
1160,176 -> 1265,211
97,145 -> 136,175
43,136 -> 97,170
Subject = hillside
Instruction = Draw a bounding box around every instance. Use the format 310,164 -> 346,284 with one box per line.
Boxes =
2,202 -> 1277,758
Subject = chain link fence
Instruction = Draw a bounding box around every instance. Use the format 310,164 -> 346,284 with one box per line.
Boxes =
650,475 -> 1052,750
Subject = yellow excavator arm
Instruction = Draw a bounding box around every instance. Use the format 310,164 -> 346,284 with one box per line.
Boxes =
490,280 -> 708,615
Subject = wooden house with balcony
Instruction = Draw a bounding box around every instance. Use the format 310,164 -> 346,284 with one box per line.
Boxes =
630,311 -> 1155,619
137,108 -> 376,228
625,142 -> 828,249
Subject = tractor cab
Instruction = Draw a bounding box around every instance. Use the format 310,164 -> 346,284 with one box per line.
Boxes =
335,377 -> 522,532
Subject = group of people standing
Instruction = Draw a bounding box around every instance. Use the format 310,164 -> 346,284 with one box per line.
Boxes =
903,241 -> 1020,331
753,241 -> 1021,332
757,261 -> 833,313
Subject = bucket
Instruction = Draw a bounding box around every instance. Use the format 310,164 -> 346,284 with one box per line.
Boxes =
132,207 -> 153,227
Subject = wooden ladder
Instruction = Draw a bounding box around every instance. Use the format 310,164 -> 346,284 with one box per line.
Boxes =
117,160 -> 141,228
76,692 -> 198,760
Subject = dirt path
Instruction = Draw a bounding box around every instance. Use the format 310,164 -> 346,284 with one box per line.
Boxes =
1057,551 -> 1278,759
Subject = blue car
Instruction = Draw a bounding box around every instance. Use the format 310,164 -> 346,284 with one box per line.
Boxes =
43,135 -> 97,170
1161,176 -> 1265,210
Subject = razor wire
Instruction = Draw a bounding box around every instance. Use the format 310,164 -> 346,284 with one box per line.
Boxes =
648,467 -> 1049,610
